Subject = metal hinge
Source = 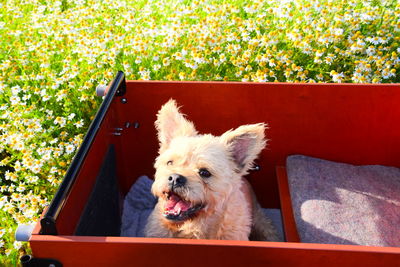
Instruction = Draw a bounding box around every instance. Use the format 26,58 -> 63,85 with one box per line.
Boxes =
21,255 -> 62,267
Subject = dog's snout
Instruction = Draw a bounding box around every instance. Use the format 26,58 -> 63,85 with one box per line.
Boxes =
168,174 -> 187,188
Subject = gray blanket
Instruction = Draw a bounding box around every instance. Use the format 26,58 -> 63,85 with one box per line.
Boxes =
121,176 -> 284,241
287,155 -> 400,246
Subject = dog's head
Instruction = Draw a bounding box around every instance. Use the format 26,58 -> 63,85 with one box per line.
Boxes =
152,99 -> 267,223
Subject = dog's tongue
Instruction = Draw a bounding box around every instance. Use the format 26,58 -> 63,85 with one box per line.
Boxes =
165,193 -> 191,212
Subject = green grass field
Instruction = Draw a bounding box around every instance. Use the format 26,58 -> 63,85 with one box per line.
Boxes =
0,0 -> 399,264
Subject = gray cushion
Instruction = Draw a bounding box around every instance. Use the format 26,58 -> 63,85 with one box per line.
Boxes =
286,155 -> 400,247
121,176 -> 284,241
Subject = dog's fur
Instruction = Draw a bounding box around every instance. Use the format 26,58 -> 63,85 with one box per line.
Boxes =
145,100 -> 278,241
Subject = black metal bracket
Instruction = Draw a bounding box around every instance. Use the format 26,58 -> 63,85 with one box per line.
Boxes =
115,72 -> 126,96
21,255 -> 62,267
40,217 -> 57,236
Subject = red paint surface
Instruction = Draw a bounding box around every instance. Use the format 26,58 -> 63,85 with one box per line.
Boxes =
30,235 -> 400,266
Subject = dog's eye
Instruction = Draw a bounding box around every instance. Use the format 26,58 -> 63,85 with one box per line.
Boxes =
167,160 -> 173,166
199,168 -> 212,178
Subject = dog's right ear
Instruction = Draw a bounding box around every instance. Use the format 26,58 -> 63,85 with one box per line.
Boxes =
155,99 -> 197,153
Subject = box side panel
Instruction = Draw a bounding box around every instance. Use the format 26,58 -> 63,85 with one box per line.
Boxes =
54,99 -> 122,235
29,236 -> 400,267
114,81 -> 400,208
276,166 -> 300,242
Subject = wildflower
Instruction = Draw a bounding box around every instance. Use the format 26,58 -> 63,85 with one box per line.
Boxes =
50,167 -> 59,174
13,241 -> 23,250
153,64 -> 161,71
54,117 -> 67,127
162,57 -> 171,66
325,54 -> 336,65
330,70 -> 345,83
26,176 -> 39,184
5,171 -> 17,182
10,96 -> 21,105
74,119 -> 84,128
179,72 -> 186,80
138,68 -> 151,80
0,196 -> 7,209
333,28 -> 344,37
5,249 -> 12,256
68,113 -> 76,120
16,184 -> 26,193
65,144 -> 75,154
14,161 -> 22,172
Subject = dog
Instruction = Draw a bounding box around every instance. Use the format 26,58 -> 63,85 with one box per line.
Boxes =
145,99 -> 278,241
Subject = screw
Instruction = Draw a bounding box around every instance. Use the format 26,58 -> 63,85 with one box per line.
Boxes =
133,122 -> 140,128
125,122 -> 131,128
252,165 -> 261,171
121,98 -> 127,104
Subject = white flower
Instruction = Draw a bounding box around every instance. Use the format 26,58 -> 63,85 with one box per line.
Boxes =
11,85 -> 21,96
10,95 -> 21,105
50,167 -> 59,174
0,228 -> 5,238
31,164 -> 41,174
14,161 -> 22,172
74,119 -> 84,128
5,171 -> 17,182
27,176 -> 39,183
330,71 -> 345,83
23,208 -> 37,219
13,241 -> 23,250
138,69 -> 151,80
65,144 -> 75,154
16,184 -> 26,192
333,28 -> 344,36
54,117 -> 66,127
68,113 -> 76,120
0,196 -> 7,209
153,64 -> 161,71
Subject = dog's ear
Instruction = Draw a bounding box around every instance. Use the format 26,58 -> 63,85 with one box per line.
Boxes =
221,123 -> 267,173
155,99 -> 197,152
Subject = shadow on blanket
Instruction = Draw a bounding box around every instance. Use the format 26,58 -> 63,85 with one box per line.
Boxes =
121,176 -> 284,241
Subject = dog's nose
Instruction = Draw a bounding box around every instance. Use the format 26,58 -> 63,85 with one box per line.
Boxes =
168,174 -> 187,188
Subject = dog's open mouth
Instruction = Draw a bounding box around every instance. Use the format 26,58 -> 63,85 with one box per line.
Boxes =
163,192 -> 204,221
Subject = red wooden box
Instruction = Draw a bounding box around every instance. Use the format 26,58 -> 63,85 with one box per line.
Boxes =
26,72 -> 400,266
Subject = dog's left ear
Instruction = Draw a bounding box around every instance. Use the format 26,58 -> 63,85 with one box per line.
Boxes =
155,99 -> 198,153
221,123 -> 267,173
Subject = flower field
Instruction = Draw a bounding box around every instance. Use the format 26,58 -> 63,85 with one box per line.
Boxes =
0,0 -> 399,264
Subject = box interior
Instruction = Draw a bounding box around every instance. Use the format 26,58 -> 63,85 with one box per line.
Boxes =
52,81 -> 400,240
